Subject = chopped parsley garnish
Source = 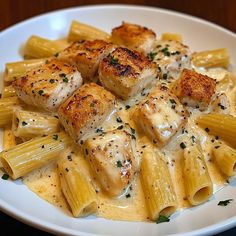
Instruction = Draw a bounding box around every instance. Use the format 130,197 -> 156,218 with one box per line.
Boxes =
22,121 -> 28,126
180,142 -> 186,149
117,125 -> 124,130
52,134 -> 59,140
116,117 -> 122,123
38,90 -> 44,95
54,52 -> 59,57
117,160 -> 123,167
218,199 -> 233,206
125,105 -> 131,110
205,127 -> 210,133
156,215 -> 170,224
169,99 -> 176,104
49,79 -> 55,83
96,128 -> 103,133
110,56 -> 119,65
90,102 -> 95,107
163,73 -> 168,80
191,135 -> 196,143
148,52 -> 157,61
125,193 -> 131,198
218,103 -> 225,110
130,127 -> 136,134
63,77 -> 69,83
215,145 -> 220,149
161,47 -> 170,56
1,173 -> 9,180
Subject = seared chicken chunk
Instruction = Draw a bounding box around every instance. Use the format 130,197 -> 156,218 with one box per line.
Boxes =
58,40 -> 115,82
84,128 -> 139,196
13,59 -> 82,111
133,87 -> 187,147
173,69 -> 216,110
111,22 -> 156,55
150,40 -> 191,80
58,83 -> 116,143
98,47 -> 158,100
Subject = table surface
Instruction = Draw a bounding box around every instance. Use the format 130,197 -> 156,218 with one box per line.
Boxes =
0,0 -> 236,235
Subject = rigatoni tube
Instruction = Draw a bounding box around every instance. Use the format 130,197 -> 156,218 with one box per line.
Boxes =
140,150 -> 177,221
12,109 -> 60,138
0,97 -> 21,127
183,145 -> 213,205
57,158 -> 97,217
0,132 -> 71,179
4,58 -> 46,82
24,35 -> 66,58
2,85 -> 16,98
196,113 -> 236,148
68,20 -> 110,42
191,48 -> 229,68
213,143 -> 236,177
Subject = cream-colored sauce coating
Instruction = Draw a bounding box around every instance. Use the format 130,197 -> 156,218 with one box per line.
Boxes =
22,65 -> 236,222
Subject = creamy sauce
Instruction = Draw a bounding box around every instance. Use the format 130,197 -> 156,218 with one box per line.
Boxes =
21,65 -> 236,221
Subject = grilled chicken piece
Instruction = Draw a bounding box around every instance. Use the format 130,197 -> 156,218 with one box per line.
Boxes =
111,22 -> 156,55
150,40 -> 191,80
58,40 -> 115,82
13,59 -> 82,111
84,128 -> 139,196
98,47 -> 158,100
172,69 -> 216,110
133,87 -> 187,147
58,83 -> 116,143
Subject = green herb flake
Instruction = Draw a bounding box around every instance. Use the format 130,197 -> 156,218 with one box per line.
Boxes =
125,193 -> 131,198
52,134 -> 59,140
38,90 -> 44,96
130,127 -> 136,134
90,102 -> 95,107
63,77 -> 69,83
49,79 -> 55,84
22,121 -> 28,126
191,135 -> 196,143
116,117 -> 122,123
117,125 -> 124,130
1,173 -> 9,180
180,142 -> 186,149
125,105 -> 131,110
110,56 -> 119,65
218,199 -> 233,206
54,52 -> 59,57
148,52 -> 157,61
156,215 -> 170,224
205,127 -> 210,133
116,160 -> 123,167
169,99 -> 176,104
163,73 -> 168,80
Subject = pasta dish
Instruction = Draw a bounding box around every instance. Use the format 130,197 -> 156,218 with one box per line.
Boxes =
0,20 -> 235,223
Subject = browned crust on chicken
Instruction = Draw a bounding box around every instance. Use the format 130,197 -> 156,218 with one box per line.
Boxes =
99,47 -> 157,99
111,22 -> 156,54
58,83 -> 116,142
13,59 -> 82,111
174,69 -> 216,110
58,40 -> 115,82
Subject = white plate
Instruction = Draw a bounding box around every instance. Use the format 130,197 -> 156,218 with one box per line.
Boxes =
0,4 -> 236,236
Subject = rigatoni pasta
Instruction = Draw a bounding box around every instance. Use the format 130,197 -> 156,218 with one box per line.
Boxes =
141,149 -> 177,220
57,154 -> 97,217
2,85 -> 16,98
68,20 -> 110,42
12,109 -> 60,138
196,113 -> 236,148
213,143 -> 236,176
183,145 -> 213,205
0,132 -> 71,179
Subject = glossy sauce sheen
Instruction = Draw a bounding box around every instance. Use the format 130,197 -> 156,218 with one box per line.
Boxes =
23,66 -> 236,221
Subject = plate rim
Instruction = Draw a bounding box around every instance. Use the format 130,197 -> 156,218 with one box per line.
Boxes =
0,4 -> 236,236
